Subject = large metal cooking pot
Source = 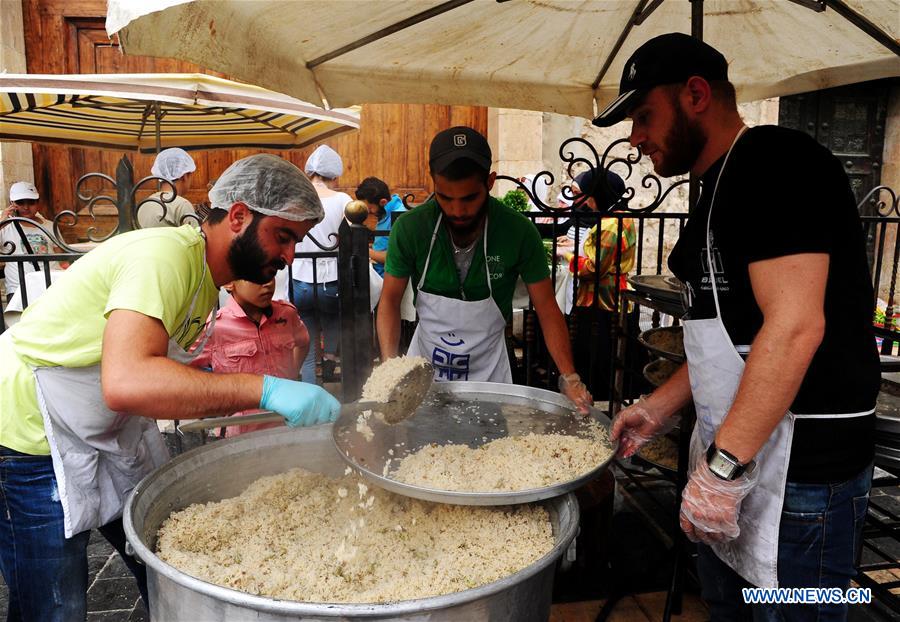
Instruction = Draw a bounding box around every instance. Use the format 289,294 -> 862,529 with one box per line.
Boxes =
124,425 -> 579,621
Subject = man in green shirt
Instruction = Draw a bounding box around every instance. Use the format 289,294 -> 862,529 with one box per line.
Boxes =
0,154 -> 341,621
378,126 -> 591,412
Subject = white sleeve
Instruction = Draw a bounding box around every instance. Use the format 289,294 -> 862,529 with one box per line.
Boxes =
329,193 -> 352,230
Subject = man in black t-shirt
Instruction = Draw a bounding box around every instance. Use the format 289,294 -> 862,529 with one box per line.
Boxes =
601,33 -> 878,620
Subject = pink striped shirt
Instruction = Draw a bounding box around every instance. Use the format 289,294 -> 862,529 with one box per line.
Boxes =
192,296 -> 309,436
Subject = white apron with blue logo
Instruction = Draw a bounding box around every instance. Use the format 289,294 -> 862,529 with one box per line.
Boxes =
407,214 -> 512,383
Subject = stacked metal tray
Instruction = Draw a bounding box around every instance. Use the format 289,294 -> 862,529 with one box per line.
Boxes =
332,382 -> 617,506
628,275 -> 686,309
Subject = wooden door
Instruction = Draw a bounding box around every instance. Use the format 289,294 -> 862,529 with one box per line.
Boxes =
778,81 -> 889,206
779,80 -> 890,269
22,0 -> 487,240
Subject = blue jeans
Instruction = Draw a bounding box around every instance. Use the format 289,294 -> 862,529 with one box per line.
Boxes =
0,446 -> 148,621
291,279 -> 340,384
697,463 -> 874,622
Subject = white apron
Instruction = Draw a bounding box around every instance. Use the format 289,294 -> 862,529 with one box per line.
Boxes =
682,126 -> 872,588
33,278 -> 216,538
407,214 -> 512,383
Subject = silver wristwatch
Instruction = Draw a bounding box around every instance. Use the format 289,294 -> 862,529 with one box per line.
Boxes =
706,442 -> 754,481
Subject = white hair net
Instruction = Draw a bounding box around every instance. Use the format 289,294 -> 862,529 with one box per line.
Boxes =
208,154 -> 324,223
151,148 -> 196,181
304,145 -> 343,179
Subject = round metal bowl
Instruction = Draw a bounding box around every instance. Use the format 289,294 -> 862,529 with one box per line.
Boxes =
637,326 -> 685,363
643,358 -> 680,388
635,434 -> 679,473
124,425 -> 579,621
333,382 -> 617,506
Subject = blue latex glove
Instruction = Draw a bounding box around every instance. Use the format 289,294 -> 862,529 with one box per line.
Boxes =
259,376 -> 341,427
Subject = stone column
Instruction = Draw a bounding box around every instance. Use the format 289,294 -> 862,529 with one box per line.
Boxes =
487,108 -> 544,199
0,0 -> 34,203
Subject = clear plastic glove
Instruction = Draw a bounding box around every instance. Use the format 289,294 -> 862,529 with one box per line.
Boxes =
558,373 -> 592,414
259,376 -> 341,427
609,397 -> 678,458
679,458 -> 758,545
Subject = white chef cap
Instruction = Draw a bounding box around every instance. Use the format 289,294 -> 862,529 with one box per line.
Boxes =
151,148 -> 196,182
208,154 -> 323,223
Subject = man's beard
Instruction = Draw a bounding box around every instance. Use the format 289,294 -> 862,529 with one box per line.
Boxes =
227,216 -> 285,284
443,200 -> 488,238
655,96 -> 706,177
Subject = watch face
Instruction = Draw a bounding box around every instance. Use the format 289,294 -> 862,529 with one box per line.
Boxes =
708,452 -> 737,480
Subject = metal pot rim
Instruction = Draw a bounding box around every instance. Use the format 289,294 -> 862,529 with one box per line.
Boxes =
124,430 -> 579,617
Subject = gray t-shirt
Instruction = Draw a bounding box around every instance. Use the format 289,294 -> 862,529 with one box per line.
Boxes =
451,235 -> 481,284
137,193 -> 197,229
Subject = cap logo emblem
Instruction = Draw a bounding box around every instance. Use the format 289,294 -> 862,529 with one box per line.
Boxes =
453,134 -> 467,147
628,62 -> 637,80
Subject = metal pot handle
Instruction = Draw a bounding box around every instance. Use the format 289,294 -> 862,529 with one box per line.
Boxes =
124,540 -> 144,565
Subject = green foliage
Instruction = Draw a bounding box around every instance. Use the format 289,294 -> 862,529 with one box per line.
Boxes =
501,189 -> 530,213
542,239 -> 555,269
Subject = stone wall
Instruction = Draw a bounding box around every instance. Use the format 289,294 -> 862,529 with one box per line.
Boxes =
0,0 -> 34,202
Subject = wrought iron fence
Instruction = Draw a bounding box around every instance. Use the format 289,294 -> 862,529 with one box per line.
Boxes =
339,136 -> 900,407
0,155 -> 346,394
3,149 -> 898,407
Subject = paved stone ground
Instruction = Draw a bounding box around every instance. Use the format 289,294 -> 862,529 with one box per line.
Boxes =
0,530 -> 148,621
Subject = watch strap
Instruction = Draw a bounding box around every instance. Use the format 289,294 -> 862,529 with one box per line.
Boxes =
706,442 -> 750,480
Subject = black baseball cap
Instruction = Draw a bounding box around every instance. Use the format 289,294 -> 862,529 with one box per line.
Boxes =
429,126 -> 492,174
592,33 -> 728,127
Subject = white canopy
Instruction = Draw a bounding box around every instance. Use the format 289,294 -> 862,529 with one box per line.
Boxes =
107,0 -> 899,120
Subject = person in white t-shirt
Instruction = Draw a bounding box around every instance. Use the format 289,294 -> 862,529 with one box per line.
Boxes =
137,148 -> 198,229
0,181 -> 57,302
291,145 -> 350,384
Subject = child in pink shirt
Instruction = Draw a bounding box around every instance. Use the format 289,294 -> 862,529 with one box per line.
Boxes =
192,278 -> 309,436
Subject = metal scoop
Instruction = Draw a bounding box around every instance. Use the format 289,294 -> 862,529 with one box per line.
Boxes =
178,361 -> 434,433
372,360 -> 434,424
176,401 -> 386,433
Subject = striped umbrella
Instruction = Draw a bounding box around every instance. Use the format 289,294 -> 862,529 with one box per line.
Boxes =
0,73 -> 359,153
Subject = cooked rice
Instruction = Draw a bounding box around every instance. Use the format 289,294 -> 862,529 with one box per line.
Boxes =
361,355 -> 428,403
637,435 -> 679,470
392,420 -> 614,492
156,468 -> 553,603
